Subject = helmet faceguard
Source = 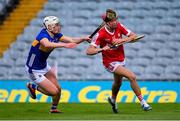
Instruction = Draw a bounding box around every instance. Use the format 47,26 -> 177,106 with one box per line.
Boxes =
43,16 -> 61,32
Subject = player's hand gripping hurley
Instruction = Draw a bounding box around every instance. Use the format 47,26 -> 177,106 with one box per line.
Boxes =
110,35 -> 145,48
97,35 -> 145,52
88,8 -> 145,53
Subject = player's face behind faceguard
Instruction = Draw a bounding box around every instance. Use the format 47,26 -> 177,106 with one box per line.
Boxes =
102,9 -> 118,30
43,16 -> 61,34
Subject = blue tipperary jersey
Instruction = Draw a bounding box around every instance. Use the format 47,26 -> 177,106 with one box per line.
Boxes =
26,28 -> 63,71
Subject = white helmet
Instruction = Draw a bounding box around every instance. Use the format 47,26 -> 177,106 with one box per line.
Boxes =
43,16 -> 60,31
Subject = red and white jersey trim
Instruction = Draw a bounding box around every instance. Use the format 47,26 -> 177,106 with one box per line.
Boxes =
91,33 -> 99,47
105,26 -> 115,35
120,23 -> 131,36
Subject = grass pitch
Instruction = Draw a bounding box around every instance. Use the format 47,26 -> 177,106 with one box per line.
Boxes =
0,103 -> 179,120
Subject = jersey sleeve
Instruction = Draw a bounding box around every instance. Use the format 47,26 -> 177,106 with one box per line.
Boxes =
119,23 -> 131,36
36,32 -> 49,42
91,33 -> 103,47
57,33 -> 64,41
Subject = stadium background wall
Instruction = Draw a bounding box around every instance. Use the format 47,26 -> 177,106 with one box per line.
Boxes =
0,80 -> 179,103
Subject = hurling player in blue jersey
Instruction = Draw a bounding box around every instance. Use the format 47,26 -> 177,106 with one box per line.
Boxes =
26,16 -> 90,113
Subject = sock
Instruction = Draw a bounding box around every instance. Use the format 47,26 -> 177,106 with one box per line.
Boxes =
137,95 -> 143,101
137,94 -> 149,107
51,104 -> 57,110
32,83 -> 38,90
140,99 -> 149,107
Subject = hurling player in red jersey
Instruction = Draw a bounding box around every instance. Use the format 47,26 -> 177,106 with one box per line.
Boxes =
86,9 -> 152,113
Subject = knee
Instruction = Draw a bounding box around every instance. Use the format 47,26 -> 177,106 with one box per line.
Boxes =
50,85 -> 61,96
129,73 -> 137,82
51,88 -> 60,96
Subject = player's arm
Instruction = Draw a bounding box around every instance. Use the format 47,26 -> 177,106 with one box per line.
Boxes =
61,35 -> 91,44
40,38 -> 77,48
122,32 -> 137,43
86,45 -> 110,55
112,32 -> 137,45
86,32 -> 110,55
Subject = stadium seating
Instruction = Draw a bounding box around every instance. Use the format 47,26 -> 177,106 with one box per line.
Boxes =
0,0 -> 19,22
0,0 -> 47,57
0,0 -> 180,80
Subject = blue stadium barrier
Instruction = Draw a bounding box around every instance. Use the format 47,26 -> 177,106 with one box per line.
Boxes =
0,80 -> 179,103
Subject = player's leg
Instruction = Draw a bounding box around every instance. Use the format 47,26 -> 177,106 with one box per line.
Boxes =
37,79 -> 60,95
108,73 -> 123,113
114,65 -> 152,111
27,74 -> 59,98
111,73 -> 123,102
26,64 -> 58,96
115,66 -> 141,96
27,76 -> 61,113
45,68 -> 62,113
26,65 -> 62,113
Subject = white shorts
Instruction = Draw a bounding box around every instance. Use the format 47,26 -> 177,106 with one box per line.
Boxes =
105,60 -> 126,73
25,64 -> 51,84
